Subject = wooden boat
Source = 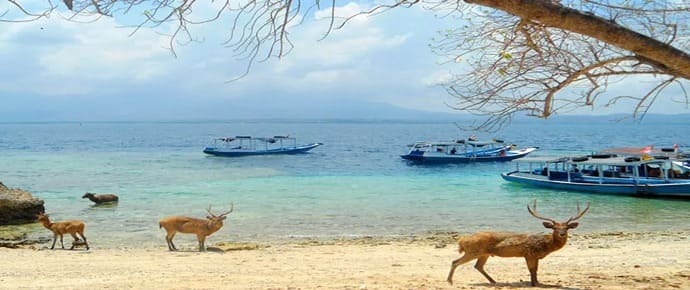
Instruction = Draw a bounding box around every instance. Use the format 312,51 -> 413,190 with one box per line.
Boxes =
400,138 -> 537,163
203,136 -> 322,157
501,155 -> 690,198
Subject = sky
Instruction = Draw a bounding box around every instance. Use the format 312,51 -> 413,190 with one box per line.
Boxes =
0,1 -> 688,122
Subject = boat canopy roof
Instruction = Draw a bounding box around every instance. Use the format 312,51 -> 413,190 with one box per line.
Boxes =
512,156 -> 569,163
513,156 -> 668,166
217,135 -> 296,142
602,146 -> 682,156
572,157 -> 665,166
413,139 -> 506,147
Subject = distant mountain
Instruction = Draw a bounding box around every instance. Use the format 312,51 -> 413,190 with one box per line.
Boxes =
3,92 -> 690,123
144,96 -> 469,122
512,113 -> 690,125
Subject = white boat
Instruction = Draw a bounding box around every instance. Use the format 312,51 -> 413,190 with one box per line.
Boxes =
203,136 -> 322,157
400,138 -> 537,163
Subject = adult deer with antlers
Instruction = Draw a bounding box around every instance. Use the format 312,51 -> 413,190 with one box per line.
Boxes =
447,200 -> 590,286
158,204 -> 233,252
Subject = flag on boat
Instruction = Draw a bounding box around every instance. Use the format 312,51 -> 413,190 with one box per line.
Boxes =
641,145 -> 654,153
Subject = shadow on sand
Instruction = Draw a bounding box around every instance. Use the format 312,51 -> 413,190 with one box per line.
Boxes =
470,282 -> 582,290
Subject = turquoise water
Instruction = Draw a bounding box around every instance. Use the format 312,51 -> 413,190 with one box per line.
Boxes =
1,120 -> 689,248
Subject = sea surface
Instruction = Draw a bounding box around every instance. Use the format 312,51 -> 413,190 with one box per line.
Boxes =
1,119 -> 689,248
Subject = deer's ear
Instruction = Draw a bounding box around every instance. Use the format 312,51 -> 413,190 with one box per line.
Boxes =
206,215 -> 212,219
543,222 -> 554,228
568,222 -> 579,229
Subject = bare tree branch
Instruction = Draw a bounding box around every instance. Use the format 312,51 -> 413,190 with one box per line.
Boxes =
1,0 -> 689,130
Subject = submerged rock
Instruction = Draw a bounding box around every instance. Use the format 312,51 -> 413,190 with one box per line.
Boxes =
0,182 -> 45,225
0,226 -> 51,248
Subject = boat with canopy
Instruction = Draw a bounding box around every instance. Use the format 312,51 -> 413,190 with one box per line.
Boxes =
203,136 -> 322,157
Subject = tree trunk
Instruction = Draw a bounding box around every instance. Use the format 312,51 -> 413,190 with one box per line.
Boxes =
464,0 -> 690,79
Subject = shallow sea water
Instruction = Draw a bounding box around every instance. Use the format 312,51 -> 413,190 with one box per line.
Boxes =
1,120 -> 689,248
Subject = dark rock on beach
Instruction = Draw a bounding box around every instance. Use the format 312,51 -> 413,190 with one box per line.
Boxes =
0,182 -> 45,225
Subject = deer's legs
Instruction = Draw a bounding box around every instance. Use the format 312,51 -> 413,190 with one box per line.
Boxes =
525,257 -> 539,286
69,233 -> 78,250
78,232 -> 89,250
59,235 -> 65,249
447,254 -> 477,285
197,235 -> 206,252
50,234 -> 58,249
165,231 -> 177,251
475,255 -> 496,283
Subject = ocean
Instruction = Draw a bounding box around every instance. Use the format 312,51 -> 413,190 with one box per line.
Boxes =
1,119 -> 689,248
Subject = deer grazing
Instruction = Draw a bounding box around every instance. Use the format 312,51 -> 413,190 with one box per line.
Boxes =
82,192 -> 119,204
447,200 -> 590,286
158,204 -> 233,252
36,213 -> 90,250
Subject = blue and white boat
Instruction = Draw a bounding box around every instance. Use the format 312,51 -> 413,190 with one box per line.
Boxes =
203,136 -> 322,157
400,138 -> 537,163
501,155 -> 690,198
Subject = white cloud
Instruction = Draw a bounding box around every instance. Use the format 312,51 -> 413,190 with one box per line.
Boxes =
267,5 -> 413,77
314,2 -> 370,26
0,16 -> 173,97
37,21 -> 168,81
0,2 -> 460,119
421,70 -> 453,86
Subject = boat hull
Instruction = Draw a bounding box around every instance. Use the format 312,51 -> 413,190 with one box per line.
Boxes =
502,171 -> 690,198
203,143 -> 322,157
401,148 -> 536,164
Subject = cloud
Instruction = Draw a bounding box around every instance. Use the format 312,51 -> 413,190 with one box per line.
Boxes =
421,70 -> 453,86
0,17 -> 171,97
314,2 -> 370,26
0,2 -> 462,120
258,3 -> 416,91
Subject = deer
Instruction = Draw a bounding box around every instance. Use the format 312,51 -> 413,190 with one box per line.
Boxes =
82,192 -> 119,204
447,200 -> 590,286
36,213 -> 90,250
158,203 -> 233,252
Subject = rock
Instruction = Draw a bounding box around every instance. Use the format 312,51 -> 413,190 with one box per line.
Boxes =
0,182 -> 45,225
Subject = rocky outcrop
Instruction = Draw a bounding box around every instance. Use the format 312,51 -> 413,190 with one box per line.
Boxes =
0,182 -> 45,225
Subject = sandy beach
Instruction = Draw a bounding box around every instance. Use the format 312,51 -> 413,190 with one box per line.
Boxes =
0,231 -> 688,289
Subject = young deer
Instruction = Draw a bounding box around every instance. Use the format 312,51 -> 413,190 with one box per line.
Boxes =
158,204 -> 233,252
447,200 -> 590,286
36,213 -> 90,250
82,192 -> 119,204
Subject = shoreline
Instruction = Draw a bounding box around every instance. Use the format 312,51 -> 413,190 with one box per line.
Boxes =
1,230 -> 688,289
2,228 -> 689,249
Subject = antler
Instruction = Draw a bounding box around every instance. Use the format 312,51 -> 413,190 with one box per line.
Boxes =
206,203 -> 234,217
566,202 -> 591,224
527,199 -> 557,224
219,203 -> 234,216
206,204 -> 216,217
